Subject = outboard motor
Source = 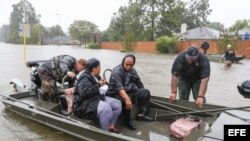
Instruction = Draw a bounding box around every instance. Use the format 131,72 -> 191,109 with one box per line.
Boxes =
9,78 -> 26,92
30,66 -> 41,89
237,80 -> 250,98
26,60 -> 45,98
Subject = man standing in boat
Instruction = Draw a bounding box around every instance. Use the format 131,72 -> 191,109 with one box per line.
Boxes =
169,46 -> 210,108
107,54 -> 153,130
37,55 -> 86,103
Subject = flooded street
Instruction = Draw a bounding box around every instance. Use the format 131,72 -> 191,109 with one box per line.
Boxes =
0,42 -> 250,140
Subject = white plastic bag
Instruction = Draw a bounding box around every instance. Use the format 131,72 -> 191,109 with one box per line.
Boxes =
99,84 -> 108,95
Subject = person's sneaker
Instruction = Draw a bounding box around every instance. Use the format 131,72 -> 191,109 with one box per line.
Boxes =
109,127 -> 123,134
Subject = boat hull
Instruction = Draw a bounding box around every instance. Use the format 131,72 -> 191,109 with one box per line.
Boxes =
1,90 -> 246,141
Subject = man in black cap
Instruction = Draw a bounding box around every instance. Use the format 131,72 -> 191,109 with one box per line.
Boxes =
199,41 -> 209,54
169,46 -> 210,108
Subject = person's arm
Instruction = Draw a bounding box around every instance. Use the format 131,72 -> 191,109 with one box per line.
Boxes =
196,56 -> 210,108
221,54 -> 225,62
169,55 -> 182,102
111,67 -> 132,109
196,77 -> 209,108
119,90 -> 132,110
169,74 -> 178,102
198,77 -> 209,97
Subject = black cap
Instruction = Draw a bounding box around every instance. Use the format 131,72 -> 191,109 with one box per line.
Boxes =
186,46 -> 199,57
86,58 -> 100,72
201,41 -> 209,50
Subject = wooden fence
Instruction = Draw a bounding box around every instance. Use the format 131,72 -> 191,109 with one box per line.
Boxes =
101,40 -> 250,58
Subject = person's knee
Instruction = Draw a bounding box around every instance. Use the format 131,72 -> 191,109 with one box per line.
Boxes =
101,103 -> 112,115
139,88 -> 151,98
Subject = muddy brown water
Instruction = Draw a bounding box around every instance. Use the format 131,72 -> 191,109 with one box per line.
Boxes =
0,42 -> 249,140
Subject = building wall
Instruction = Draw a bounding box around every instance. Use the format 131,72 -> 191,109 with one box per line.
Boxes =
101,40 -> 250,58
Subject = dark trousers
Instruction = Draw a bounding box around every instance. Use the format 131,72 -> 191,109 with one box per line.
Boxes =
112,88 -> 151,121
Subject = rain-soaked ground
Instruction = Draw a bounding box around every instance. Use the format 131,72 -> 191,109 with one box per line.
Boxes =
0,42 -> 249,140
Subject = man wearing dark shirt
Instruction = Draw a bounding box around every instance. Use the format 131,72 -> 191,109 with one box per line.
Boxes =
169,46 -> 210,108
221,44 -> 236,67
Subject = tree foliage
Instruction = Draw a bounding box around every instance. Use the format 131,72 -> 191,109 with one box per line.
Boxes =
156,35 -> 177,54
9,0 -> 40,44
68,20 -> 99,45
46,25 -> 64,38
229,19 -> 250,32
207,21 -> 224,31
106,0 -> 211,42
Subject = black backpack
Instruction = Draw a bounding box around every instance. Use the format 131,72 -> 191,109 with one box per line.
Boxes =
237,80 -> 250,98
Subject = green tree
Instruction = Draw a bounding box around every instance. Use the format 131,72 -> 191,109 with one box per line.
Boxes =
229,19 -> 250,32
207,21 -> 224,31
157,0 -> 186,36
107,4 -> 144,42
184,0 -> 212,29
68,20 -> 99,46
9,0 -> 40,44
47,25 -> 64,38
29,24 -> 46,44
0,25 -> 10,42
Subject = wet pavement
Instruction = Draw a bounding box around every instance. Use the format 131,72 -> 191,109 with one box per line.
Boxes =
0,42 -> 249,140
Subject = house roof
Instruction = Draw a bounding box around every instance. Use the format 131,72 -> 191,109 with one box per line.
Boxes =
178,26 -> 221,39
238,27 -> 250,35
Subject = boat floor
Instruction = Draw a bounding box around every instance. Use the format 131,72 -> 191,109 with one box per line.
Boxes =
7,94 -> 221,141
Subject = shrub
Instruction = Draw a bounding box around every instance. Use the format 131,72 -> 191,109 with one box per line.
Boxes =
217,35 -> 237,54
121,32 -> 136,52
87,43 -> 100,49
156,36 -> 177,54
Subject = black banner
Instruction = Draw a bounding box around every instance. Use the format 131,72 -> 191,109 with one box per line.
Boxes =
224,125 -> 250,141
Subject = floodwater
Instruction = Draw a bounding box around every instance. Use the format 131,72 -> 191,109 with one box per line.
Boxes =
0,42 -> 249,140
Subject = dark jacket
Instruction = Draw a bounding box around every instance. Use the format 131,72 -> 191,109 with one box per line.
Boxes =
37,55 -> 76,81
171,52 -> 210,82
224,49 -> 236,61
73,70 -> 101,118
107,64 -> 144,96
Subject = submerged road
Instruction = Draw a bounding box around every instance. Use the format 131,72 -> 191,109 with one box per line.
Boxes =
0,42 -> 249,140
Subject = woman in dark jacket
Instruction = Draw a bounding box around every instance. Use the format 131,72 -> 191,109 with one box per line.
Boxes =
73,58 -> 122,133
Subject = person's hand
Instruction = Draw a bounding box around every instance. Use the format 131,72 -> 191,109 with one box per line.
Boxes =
169,92 -> 177,103
67,71 -> 75,78
98,79 -> 107,86
196,97 -> 204,108
125,98 -> 132,110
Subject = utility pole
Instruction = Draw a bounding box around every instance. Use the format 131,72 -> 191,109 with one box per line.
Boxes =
56,14 -> 61,45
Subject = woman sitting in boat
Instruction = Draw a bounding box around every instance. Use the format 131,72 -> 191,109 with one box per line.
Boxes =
73,58 -> 122,134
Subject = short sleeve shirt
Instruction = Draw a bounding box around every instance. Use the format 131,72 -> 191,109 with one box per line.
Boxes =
171,52 -> 210,81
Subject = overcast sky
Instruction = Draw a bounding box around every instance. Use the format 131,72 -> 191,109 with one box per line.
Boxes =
1,0 -> 249,32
